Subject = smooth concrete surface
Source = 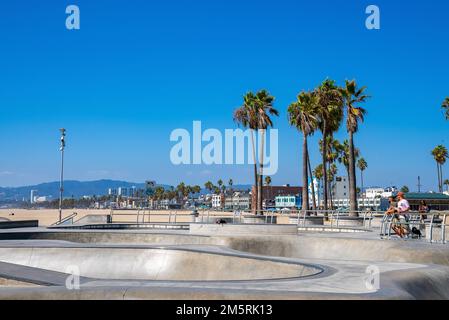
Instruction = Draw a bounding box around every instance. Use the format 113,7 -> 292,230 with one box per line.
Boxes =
190,223 -> 297,235
289,216 -> 324,226
0,227 -> 448,299
0,246 -> 321,281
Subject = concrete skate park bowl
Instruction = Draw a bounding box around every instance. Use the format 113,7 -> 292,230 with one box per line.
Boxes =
1,223 -> 449,300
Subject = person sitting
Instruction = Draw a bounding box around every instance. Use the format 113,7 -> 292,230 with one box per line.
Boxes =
385,196 -> 402,237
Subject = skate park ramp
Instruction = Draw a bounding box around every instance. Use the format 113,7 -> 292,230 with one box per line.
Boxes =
0,246 -> 322,281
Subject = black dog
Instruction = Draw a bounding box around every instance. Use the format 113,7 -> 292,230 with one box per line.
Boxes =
411,227 -> 422,239
216,219 -> 227,225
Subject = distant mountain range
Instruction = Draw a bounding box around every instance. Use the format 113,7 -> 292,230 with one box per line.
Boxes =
0,179 -> 252,202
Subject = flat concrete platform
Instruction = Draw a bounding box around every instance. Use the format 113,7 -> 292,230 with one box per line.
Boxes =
0,227 -> 448,299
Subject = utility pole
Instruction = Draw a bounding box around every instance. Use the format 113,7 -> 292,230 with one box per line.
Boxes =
417,176 -> 422,193
59,128 -> 66,223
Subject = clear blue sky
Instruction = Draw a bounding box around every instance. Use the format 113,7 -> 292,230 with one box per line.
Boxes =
0,0 -> 448,191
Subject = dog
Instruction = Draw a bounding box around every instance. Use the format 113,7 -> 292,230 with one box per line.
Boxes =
216,219 -> 227,225
411,227 -> 422,239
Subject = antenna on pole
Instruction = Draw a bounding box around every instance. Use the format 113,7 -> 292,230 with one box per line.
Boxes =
417,176 -> 422,193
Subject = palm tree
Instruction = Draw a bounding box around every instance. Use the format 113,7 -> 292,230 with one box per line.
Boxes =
228,179 -> 234,211
340,80 -> 369,216
254,90 -> 278,213
288,91 -> 319,214
217,179 -> 223,191
401,186 -> 410,193
432,145 -> 449,192
444,179 -> 449,192
204,181 -> 214,194
315,79 -> 344,213
357,158 -> 368,200
442,97 -> 449,120
313,164 -> 324,209
264,176 -> 272,186
234,93 -> 259,212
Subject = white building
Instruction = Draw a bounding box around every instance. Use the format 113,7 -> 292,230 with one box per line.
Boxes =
332,176 -> 349,200
365,188 -> 384,199
224,192 -> 251,210
211,194 -> 224,208
30,190 -> 37,204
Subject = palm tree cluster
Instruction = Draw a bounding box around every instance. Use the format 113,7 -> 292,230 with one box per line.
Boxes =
431,145 -> 449,193
287,79 -> 370,217
233,90 -> 279,214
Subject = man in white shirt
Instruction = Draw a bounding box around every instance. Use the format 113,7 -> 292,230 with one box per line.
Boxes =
396,192 -> 410,238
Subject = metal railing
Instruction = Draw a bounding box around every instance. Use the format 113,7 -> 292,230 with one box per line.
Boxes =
52,212 -> 78,226
380,212 -> 449,244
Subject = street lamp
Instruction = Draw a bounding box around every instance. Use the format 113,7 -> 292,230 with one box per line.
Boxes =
59,128 -> 66,223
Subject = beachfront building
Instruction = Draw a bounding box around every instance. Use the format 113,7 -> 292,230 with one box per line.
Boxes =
405,193 -> 449,211
251,185 -> 302,211
211,194 -> 224,209
275,195 -> 301,210
331,176 -> 349,200
365,187 -> 384,199
224,192 -> 251,211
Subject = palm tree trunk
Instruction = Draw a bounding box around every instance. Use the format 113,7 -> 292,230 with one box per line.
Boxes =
440,164 -> 444,193
307,152 -> 317,211
437,163 -> 441,193
250,129 -> 258,213
322,124 -> 329,216
257,129 -> 266,215
348,131 -> 359,216
302,134 -> 309,215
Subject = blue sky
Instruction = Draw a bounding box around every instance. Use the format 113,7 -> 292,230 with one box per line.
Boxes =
0,0 -> 448,191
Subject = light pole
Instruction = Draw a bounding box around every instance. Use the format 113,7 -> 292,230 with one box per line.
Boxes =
59,128 -> 66,223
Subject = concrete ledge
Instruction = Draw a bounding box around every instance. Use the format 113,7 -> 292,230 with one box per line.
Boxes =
330,216 -> 365,227
190,223 -> 297,235
289,216 -> 324,226
0,220 -> 38,229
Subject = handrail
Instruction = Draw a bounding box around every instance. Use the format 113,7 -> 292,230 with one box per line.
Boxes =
52,212 -> 78,226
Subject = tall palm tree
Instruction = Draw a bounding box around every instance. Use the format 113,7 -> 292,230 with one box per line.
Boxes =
442,97 -> 449,120
357,158 -> 368,200
228,179 -> 234,211
313,164 -> 324,208
340,80 -> 369,216
288,91 -> 319,214
307,153 -> 317,211
254,89 -> 278,213
432,145 -> 449,192
315,79 -> 344,214
204,181 -> 214,194
234,93 -> 259,212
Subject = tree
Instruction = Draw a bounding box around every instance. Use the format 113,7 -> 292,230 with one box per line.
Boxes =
431,145 -> 449,192
316,79 -> 344,214
264,176 -> 272,186
357,158 -> 368,200
313,164 -> 324,208
234,93 -> 259,212
228,179 -> 234,211
340,80 -> 369,216
442,97 -> 449,120
254,90 -> 279,213
288,91 -> 319,214
401,186 -> 410,193
204,181 -> 214,194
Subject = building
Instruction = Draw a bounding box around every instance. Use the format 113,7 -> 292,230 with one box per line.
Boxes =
108,188 -> 118,196
365,188 -> 384,199
30,190 -> 37,204
275,195 -> 301,210
404,193 -> 449,211
332,176 -> 349,200
251,185 -> 302,211
211,194 -> 224,209
225,192 -> 251,210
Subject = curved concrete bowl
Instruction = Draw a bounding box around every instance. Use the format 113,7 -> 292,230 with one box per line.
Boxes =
0,247 -> 320,281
